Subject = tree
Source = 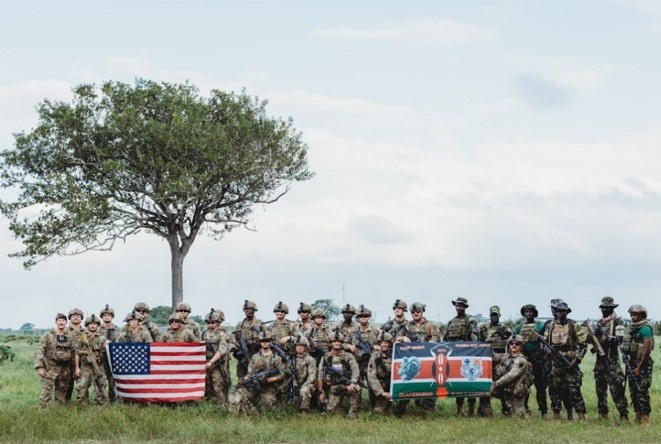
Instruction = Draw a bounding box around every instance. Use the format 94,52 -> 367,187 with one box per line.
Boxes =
0,79 -> 313,308
311,299 -> 340,322
149,305 -> 172,326
20,323 -> 35,333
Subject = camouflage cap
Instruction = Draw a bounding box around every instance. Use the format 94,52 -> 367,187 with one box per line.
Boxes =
84,314 -> 101,326
451,297 -> 469,308
520,304 -> 539,318
99,304 -> 115,317
68,308 -> 84,319
392,299 -> 408,311
554,302 -> 570,312
410,302 -> 426,313
341,304 -> 356,313
549,299 -> 563,308
273,301 -> 289,314
489,305 -> 501,315
297,302 -> 312,313
599,296 -> 619,309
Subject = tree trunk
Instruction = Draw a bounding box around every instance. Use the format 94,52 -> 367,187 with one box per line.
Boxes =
169,241 -> 185,309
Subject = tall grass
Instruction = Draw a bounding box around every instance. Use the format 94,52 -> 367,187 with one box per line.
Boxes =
1,340 -> 659,443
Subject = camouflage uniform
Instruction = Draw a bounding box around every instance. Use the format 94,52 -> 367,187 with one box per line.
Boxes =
351,323 -> 380,406
478,307 -> 512,417
117,326 -> 152,343
513,306 -> 548,417
142,320 -> 162,342
622,311 -> 654,423
319,350 -> 361,418
305,317 -> 334,364
293,349 -> 318,411
99,305 -> 119,402
492,351 -> 533,418
183,319 -> 201,341
203,327 -> 235,404
367,344 -> 393,413
75,328 -> 108,405
230,349 -> 287,415
444,298 -> 478,416
34,319 -> 76,408
162,327 -> 198,342
268,318 -> 299,355
545,307 -> 588,420
234,316 -> 263,379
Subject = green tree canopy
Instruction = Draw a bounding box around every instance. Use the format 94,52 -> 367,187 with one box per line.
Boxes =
0,79 -> 313,307
311,299 -> 340,322
149,305 -> 172,326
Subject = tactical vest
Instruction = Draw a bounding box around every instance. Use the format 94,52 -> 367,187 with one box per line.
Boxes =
49,332 -> 74,363
484,324 -> 508,352
622,321 -> 655,359
547,321 -> 576,354
446,316 -> 471,340
494,355 -> 533,397
324,354 -> 351,385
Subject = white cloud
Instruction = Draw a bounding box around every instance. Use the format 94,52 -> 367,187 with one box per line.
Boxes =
313,19 -> 492,45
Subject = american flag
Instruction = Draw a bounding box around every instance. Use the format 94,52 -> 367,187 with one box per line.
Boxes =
107,342 -> 206,402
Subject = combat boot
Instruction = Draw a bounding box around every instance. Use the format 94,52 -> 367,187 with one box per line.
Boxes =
577,412 -> 586,422
640,414 -> 650,427
467,403 -> 475,417
456,405 -> 465,417
635,411 -> 641,423
553,411 -> 562,420
619,413 -> 628,423
599,412 -> 608,420
567,411 -> 574,421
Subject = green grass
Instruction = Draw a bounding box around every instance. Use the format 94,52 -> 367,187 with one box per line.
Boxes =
1,340 -> 660,443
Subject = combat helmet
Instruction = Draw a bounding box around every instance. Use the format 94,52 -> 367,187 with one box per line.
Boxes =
169,312 -> 185,323
356,305 -> 372,317
133,302 -> 150,313
520,304 -> 539,318
392,299 -> 408,311
243,300 -> 258,311
298,302 -> 312,313
84,314 -> 101,326
55,313 -> 67,321
99,305 -> 115,318
329,328 -> 344,342
410,302 -> 426,313
628,304 -> 647,318
341,304 -> 356,314
311,309 -> 326,319
125,311 -> 143,322
204,308 -> 223,323
175,302 -> 191,313
377,331 -> 394,342
294,336 -> 310,348
68,308 -> 84,320
258,330 -> 273,341
273,301 -> 289,314
508,334 -> 525,345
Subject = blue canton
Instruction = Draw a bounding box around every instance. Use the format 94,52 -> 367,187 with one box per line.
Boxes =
109,343 -> 150,375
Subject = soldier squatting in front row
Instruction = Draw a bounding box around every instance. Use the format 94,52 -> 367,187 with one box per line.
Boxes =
34,297 -> 654,426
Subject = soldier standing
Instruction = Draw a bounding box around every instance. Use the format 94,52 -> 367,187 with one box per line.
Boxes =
381,299 -> 409,336
133,302 -> 161,342
268,301 -> 299,355
336,304 -> 357,343
162,312 -> 198,342
233,300 -> 263,379
98,305 -> 118,402
347,305 -> 380,406
173,302 -> 201,340
513,304 -> 548,418
74,315 -> 108,406
306,309 -> 333,365
318,330 -> 361,419
295,302 -> 313,332
444,297 -> 478,416
545,302 -> 588,421
34,313 -> 76,408
589,296 -> 628,421
622,304 -> 654,427
64,308 -> 85,402
203,309 -> 235,404
367,332 -> 394,414
491,335 -> 533,419
117,311 -> 152,343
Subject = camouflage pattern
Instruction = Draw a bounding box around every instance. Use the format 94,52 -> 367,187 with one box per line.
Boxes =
336,320 -> 357,345
202,328 -> 235,404
117,325 -> 152,343
406,318 -> 441,343
513,320 -> 548,416
162,327 -> 198,343
294,353 -> 318,410
234,317 -> 263,378
367,348 -> 392,413
591,316 -> 628,417
142,320 -> 162,342
64,326 -> 85,402
34,329 -> 76,408
268,318 -> 299,354
351,325 -> 380,406
98,322 -> 119,401
305,324 -> 334,364
445,313 -> 478,415
624,322 -> 654,416
99,323 -> 120,342
492,354 -> 533,418
75,330 -> 108,405
182,318 -> 201,341
380,317 -> 408,337
545,320 -> 588,417
230,350 -> 287,415
318,350 -> 361,417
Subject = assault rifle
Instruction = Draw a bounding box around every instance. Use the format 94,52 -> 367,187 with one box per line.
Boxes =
324,366 -> 366,388
270,342 -> 300,402
529,331 -> 583,377
581,320 -> 605,357
306,328 -> 326,362
353,330 -> 372,360
231,330 -> 251,369
381,318 -> 394,332
231,367 -> 279,391
396,323 -> 419,342
617,342 -> 643,394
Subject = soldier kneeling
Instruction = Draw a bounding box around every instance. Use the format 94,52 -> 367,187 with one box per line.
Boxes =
491,335 -> 533,419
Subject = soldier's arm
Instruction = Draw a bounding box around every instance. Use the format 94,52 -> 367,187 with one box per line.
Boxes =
634,326 -> 653,374
366,355 -> 384,396
494,357 -> 526,387
304,357 -> 317,386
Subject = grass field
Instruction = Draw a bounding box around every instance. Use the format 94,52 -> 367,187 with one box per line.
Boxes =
1,338 -> 659,443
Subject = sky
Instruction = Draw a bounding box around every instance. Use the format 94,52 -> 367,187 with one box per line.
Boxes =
2,0 -> 661,329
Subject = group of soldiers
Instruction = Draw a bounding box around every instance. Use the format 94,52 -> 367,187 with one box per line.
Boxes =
34,297 -> 654,427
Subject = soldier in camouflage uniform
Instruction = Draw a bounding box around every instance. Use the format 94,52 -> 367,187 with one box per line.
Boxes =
74,314 -> 108,406
545,302 -> 588,421
367,331 -> 394,414
203,309 -> 235,404
65,308 -> 85,402
444,297 -> 479,416
491,335 -> 533,419
174,302 -> 201,340
588,296 -> 628,421
336,304 -> 358,347
35,313 -> 76,408
477,305 -> 512,417
295,302 -> 313,333
99,305 -> 119,402
292,336 -> 318,413
513,304 -> 548,418
347,305 -> 379,406
117,311 -> 152,343
229,330 -> 287,415
381,299 -> 409,337
233,300 -> 263,379
162,312 -> 199,342
268,301 -> 299,355
306,308 -> 333,365
134,302 -> 161,342
622,304 -> 654,427
318,330 -> 362,419
397,302 -> 440,413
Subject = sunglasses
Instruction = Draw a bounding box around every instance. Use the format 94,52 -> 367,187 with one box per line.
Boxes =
510,342 -> 522,347
205,321 -> 218,324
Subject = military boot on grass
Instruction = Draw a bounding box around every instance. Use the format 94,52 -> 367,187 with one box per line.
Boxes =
640,414 -> 650,427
